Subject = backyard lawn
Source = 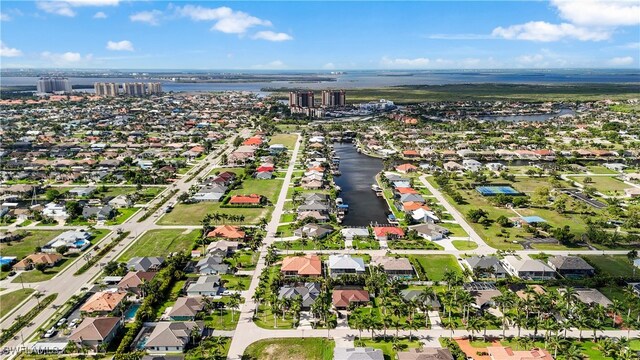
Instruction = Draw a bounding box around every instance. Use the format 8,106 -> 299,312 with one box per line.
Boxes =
269,133 -> 298,149
243,338 -> 334,360
581,255 -> 637,277
406,254 -> 462,281
118,229 -> 199,261
0,288 -> 35,318
355,338 -> 422,360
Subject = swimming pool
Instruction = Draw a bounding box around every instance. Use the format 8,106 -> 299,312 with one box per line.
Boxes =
125,304 -> 140,320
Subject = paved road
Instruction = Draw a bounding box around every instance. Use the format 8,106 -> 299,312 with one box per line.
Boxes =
0,130 -> 249,353
226,134 -> 302,359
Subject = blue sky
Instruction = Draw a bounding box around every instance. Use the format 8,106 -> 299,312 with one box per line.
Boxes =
1,0 -> 639,69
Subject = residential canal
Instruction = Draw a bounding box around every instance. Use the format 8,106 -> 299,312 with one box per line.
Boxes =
333,142 -> 389,226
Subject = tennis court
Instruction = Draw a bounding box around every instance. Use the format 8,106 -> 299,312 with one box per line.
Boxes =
476,186 -> 521,196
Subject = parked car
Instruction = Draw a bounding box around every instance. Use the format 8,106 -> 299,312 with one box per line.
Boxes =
57,318 -> 67,327
44,327 -> 57,338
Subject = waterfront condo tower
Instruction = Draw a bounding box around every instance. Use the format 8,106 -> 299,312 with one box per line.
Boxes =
94,82 -> 119,96
36,77 -> 72,94
321,89 -> 346,107
289,91 -> 315,108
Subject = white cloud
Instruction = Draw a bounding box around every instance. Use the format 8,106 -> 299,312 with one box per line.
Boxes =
93,11 -> 107,19
380,56 -> 430,68
251,60 -> 286,69
0,42 -> 23,57
252,31 -> 293,42
608,56 -> 634,66
130,10 -> 162,25
41,51 -> 93,66
106,40 -> 134,51
552,0 -> 640,27
492,21 -> 610,42
175,5 -> 271,34
36,0 -> 118,17
517,54 -> 545,63
426,33 -> 494,40
0,12 -> 11,21
323,62 -> 336,70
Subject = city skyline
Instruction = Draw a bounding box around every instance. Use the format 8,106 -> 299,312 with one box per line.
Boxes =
1,0 -> 639,70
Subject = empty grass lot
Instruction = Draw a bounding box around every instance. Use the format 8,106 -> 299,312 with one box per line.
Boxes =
269,133 -> 298,149
568,175 -> 631,195
230,178 -> 284,203
406,254 -> 462,281
243,338 -> 335,360
158,202 -> 271,225
0,230 -> 63,259
355,338 -> 422,360
452,240 -> 478,250
581,255 -> 637,277
0,289 -> 35,318
118,229 -> 199,261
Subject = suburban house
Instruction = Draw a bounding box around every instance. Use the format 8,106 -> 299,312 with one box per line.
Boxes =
547,255 -> 595,278
400,289 -> 441,311
206,225 -> 245,240
278,282 -> 321,308
80,291 -> 127,315
395,163 -> 418,174
68,317 -> 122,351
465,256 -> 509,279
82,205 -> 115,221
371,256 -> 414,279
117,271 -> 157,296
501,256 -> 556,280
228,194 -> 262,205
280,255 -> 322,277
145,321 -> 204,353
294,223 -> 334,239
68,186 -> 96,197
464,283 -> 503,312
332,289 -> 370,309
568,288 -> 613,307
328,255 -> 366,277
334,347 -> 383,360
372,226 -> 405,241
205,240 -> 239,255
168,297 -> 204,321
13,252 -> 62,271
195,255 -> 229,275
397,348 -> 454,360
192,185 -> 227,202
340,228 -> 370,241
409,223 -> 449,241
108,195 -> 133,208
43,230 -> 91,253
127,257 -> 164,272
186,275 -> 221,296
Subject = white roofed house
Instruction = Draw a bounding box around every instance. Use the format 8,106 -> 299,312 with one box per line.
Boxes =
501,255 -> 556,281
42,230 -> 91,253
144,321 -> 204,353
328,254 -> 366,277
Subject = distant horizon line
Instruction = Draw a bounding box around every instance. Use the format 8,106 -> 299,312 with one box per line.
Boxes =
2,67 -> 639,72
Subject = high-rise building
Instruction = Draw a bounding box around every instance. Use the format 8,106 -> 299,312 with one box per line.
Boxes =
289,91 -> 314,108
94,82 -> 119,96
36,77 -> 72,93
123,82 -> 146,96
147,82 -> 162,94
321,90 -> 346,107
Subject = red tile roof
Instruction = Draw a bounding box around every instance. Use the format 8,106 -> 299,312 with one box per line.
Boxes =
207,225 -> 245,239
281,255 -> 322,276
229,194 -> 261,205
332,289 -> 370,307
373,226 -> 405,237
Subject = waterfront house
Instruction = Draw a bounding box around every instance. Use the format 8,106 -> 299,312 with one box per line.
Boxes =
340,228 -> 370,241
294,223 -> 333,239
396,163 -> 418,174
372,226 -> 405,241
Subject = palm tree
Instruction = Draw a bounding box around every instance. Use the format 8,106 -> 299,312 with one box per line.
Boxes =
283,241 -> 292,255
444,317 -> 456,339
608,299 -> 624,328
228,294 -> 240,323
352,313 -> 364,340
548,336 -> 563,359
466,316 -> 482,341
564,343 -> 585,360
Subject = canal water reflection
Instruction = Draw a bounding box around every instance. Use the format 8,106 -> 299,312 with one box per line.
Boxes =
333,143 -> 389,226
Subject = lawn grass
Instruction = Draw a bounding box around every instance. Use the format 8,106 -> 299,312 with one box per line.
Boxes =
158,202 -> 271,225
269,133 -> 298,149
587,166 -> 619,175
568,175 -> 631,195
581,255 -> 637,277
0,288 -> 35,318
406,254 -> 462,281
230,178 -> 284,203
185,336 -> 230,360
118,229 -> 199,261
243,338 -> 335,360
279,213 -> 296,223
353,239 -> 381,250
0,230 -> 64,259
452,240 -> 478,250
355,338 -> 422,360
105,207 -> 139,225
273,238 -> 344,251
204,308 -> 240,331
439,222 -> 469,237
220,274 -> 251,291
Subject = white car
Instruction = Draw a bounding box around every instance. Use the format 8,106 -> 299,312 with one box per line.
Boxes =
57,318 -> 67,327
44,328 -> 56,338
